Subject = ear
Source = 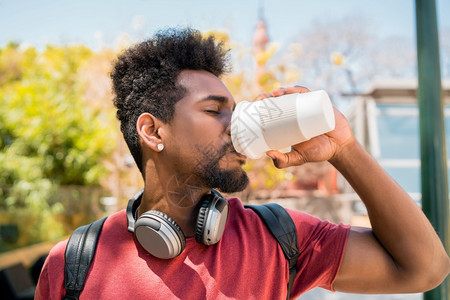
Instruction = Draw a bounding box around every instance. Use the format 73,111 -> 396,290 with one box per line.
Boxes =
136,113 -> 165,152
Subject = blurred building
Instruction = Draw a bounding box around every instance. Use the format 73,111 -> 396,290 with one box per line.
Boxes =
343,78 -> 450,206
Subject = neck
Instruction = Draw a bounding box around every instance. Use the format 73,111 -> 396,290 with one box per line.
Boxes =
137,161 -> 210,237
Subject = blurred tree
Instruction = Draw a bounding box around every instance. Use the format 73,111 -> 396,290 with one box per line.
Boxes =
0,43 -> 116,251
278,16 -> 418,102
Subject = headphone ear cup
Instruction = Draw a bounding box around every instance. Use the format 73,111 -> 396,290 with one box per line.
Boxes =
195,194 -> 229,246
135,210 -> 186,259
195,199 -> 210,244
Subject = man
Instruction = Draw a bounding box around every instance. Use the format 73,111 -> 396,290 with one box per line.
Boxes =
36,28 -> 449,299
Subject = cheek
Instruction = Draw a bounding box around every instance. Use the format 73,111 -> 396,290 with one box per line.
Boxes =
181,115 -> 224,142
168,113 -> 228,161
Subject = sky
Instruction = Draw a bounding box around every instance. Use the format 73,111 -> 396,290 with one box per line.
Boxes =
0,0 -> 449,51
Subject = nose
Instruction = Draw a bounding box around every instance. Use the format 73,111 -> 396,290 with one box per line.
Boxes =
225,112 -> 232,136
226,122 -> 231,137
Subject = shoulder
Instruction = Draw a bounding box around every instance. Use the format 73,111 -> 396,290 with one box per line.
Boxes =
36,210 -> 127,299
44,239 -> 67,273
225,197 -> 279,241
226,197 -> 330,230
227,197 -> 350,261
284,207 -> 350,241
226,197 -> 267,227
44,209 -> 127,274
35,236 -> 67,299
226,197 -> 349,236
100,209 -> 127,234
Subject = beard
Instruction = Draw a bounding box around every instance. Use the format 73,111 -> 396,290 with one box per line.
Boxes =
195,142 -> 249,193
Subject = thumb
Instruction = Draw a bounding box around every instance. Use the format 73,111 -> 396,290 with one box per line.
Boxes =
266,149 -> 305,169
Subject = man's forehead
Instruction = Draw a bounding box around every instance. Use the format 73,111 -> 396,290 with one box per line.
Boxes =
176,70 -> 235,105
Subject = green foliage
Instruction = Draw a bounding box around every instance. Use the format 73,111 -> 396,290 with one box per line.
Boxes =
0,43 -> 116,251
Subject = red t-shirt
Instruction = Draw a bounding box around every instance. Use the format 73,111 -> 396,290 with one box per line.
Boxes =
35,197 -> 349,299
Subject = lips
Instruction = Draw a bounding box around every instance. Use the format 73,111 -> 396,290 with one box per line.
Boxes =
229,148 -> 247,163
218,143 -> 247,165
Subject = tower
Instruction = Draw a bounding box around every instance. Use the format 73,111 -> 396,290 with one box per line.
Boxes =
253,0 -> 269,86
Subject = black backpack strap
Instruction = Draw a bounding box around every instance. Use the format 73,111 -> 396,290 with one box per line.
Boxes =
245,203 -> 299,300
63,217 -> 107,300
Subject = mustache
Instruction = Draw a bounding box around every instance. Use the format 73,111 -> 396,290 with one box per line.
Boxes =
197,141 -> 235,162
217,142 -> 233,158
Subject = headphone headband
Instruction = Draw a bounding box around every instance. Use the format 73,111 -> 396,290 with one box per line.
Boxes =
127,189 -> 144,233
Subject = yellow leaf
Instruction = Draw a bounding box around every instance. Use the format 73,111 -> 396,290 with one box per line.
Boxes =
331,52 -> 344,66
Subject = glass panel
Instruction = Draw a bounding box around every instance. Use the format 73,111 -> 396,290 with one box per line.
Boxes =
383,167 -> 421,194
444,107 -> 450,159
372,105 -> 450,200
376,104 -> 419,159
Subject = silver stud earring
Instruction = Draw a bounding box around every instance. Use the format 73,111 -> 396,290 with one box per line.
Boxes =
157,144 -> 164,151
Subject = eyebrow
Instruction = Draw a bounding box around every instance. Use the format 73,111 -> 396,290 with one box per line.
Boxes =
201,95 -> 236,110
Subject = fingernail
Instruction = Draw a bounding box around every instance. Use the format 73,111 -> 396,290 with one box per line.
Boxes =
266,152 -> 275,160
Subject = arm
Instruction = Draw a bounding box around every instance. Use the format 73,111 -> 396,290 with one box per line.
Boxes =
265,87 -> 450,293
330,138 -> 448,293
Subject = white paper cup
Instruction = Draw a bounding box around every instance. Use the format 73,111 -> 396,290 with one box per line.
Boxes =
231,90 -> 335,159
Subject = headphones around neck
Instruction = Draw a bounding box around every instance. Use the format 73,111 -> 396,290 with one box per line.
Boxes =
126,189 -> 229,259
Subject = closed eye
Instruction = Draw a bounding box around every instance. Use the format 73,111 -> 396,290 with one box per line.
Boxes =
205,110 -> 220,115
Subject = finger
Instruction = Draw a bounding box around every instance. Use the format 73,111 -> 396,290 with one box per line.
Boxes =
266,150 -> 306,169
254,92 -> 273,101
287,85 -> 310,94
272,86 -> 310,97
271,87 -> 286,97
